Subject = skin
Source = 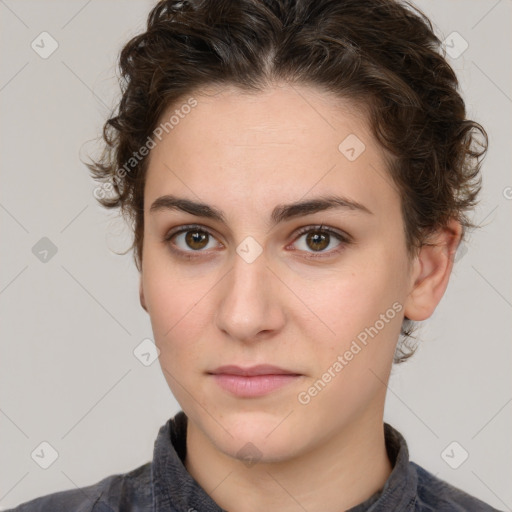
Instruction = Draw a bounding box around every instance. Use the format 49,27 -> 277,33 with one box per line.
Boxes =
139,83 -> 461,512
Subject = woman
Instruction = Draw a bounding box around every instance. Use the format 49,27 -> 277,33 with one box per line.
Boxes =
10,0 -> 498,510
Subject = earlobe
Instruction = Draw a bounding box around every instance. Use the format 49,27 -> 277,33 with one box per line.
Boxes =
403,219 -> 462,322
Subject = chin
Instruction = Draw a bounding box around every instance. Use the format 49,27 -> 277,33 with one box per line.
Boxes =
206,409 -> 305,464
223,432 -> 302,466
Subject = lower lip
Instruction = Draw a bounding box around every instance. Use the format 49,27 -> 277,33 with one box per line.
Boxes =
211,374 -> 301,397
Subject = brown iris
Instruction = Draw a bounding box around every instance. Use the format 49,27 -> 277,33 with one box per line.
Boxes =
185,230 -> 209,250
306,231 -> 329,252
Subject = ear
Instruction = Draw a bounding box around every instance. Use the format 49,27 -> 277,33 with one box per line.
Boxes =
403,218 -> 462,322
139,275 -> 148,313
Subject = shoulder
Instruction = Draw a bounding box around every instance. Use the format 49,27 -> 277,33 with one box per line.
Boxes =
6,462 -> 152,512
411,461 -> 503,511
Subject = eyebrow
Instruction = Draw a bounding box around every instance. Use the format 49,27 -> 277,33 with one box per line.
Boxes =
149,193 -> 373,226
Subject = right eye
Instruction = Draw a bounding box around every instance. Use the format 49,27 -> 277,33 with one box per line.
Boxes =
164,225 -> 223,256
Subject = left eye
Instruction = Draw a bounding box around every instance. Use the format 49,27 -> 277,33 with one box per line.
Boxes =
291,227 -> 346,255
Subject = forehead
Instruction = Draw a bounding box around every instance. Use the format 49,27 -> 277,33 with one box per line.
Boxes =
144,83 -> 399,219
165,83 -> 371,147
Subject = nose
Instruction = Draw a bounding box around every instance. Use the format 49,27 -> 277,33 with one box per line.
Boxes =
214,248 -> 286,343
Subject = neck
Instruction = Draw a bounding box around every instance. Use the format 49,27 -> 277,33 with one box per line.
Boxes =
184,409 -> 392,512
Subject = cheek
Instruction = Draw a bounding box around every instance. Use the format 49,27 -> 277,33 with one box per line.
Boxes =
307,260 -> 404,337
296,255 -> 407,393
143,266 -> 212,407
146,280 -> 207,349
141,248 -> 207,357
295,263 -> 404,419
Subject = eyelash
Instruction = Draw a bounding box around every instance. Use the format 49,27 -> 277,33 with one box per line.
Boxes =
163,224 -> 351,260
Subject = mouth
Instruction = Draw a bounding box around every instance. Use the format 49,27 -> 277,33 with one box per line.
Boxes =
207,365 -> 303,398
209,364 -> 301,377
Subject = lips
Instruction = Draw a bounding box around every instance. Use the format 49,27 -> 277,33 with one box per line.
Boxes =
208,365 -> 302,398
208,364 -> 301,377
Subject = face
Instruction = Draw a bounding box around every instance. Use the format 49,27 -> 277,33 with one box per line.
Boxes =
140,83 -> 416,462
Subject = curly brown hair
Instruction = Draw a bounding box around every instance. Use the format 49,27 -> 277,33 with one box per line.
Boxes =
86,0 -> 488,362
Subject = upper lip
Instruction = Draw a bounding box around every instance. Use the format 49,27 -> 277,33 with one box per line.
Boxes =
209,365 -> 301,376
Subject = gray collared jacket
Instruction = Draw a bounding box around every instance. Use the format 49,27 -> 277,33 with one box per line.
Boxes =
7,411 -> 502,511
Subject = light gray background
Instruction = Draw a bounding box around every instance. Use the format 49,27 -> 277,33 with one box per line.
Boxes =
0,0 -> 510,509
